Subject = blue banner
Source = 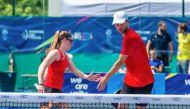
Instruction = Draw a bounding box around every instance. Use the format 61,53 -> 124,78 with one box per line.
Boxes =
107,73 -> 124,94
152,73 -> 166,94
107,73 -> 166,94
62,73 -> 106,94
0,17 -> 189,53
166,74 -> 190,95
0,17 -> 45,52
60,72 -> 190,95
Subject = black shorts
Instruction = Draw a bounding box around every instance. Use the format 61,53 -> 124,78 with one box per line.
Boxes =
44,86 -> 62,93
120,83 -> 153,107
120,83 -> 153,94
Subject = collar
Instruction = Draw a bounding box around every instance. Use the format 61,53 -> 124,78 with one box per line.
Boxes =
122,28 -> 130,37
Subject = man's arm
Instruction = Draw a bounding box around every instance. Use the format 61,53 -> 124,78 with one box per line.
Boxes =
168,41 -> 173,62
146,40 -> 151,57
97,54 -> 127,91
105,54 -> 127,79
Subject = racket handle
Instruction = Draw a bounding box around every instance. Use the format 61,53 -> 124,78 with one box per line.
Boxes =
34,83 -> 39,89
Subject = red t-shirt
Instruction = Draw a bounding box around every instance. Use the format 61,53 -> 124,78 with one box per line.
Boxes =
44,49 -> 69,90
121,29 -> 154,87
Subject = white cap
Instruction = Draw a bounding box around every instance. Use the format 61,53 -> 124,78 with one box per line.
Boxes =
112,11 -> 128,25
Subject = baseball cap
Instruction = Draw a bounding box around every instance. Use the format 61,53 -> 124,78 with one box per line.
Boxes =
112,11 -> 128,25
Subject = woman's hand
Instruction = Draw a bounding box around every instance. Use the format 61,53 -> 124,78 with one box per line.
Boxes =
34,83 -> 45,93
38,84 -> 45,93
85,73 -> 101,81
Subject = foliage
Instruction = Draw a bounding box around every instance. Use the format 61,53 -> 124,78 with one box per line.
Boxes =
0,0 -> 48,16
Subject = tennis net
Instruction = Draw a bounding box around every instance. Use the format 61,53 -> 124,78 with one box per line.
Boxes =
0,93 -> 190,109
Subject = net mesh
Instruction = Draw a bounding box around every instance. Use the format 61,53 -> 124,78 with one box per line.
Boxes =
0,93 -> 190,109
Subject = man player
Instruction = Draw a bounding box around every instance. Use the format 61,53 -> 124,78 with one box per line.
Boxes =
97,11 -> 154,109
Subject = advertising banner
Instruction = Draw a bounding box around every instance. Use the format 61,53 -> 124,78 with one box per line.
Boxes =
62,73 -> 106,93
0,17 -> 189,53
166,74 -> 190,95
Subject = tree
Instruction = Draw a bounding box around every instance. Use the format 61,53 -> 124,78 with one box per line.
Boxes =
0,0 -> 48,16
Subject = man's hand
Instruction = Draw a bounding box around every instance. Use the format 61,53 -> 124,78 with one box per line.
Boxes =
97,76 -> 109,91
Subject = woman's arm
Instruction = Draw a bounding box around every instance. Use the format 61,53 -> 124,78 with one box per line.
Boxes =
67,56 -> 100,81
38,50 -> 59,85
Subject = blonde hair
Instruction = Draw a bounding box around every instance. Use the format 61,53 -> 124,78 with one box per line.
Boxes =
48,30 -> 72,51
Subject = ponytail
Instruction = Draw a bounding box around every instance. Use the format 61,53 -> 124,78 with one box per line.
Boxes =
49,31 -> 60,51
48,30 -> 73,52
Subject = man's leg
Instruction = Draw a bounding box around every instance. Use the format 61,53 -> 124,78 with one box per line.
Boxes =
134,83 -> 154,109
177,60 -> 183,74
181,60 -> 189,74
118,83 -> 135,109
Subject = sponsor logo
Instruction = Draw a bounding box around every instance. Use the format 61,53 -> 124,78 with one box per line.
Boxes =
22,30 -> 29,40
75,96 -> 84,100
152,98 -> 161,101
94,96 -> 103,100
73,32 -> 93,40
133,97 -> 141,101
57,96 -> 65,99
1,95 -> 10,99
20,95 -> 28,99
113,97 -> 122,100
38,96 -> 46,99
22,30 -> 43,40
173,97 -> 182,102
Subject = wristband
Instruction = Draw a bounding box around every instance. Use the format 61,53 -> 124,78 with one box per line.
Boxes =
38,83 -> 44,86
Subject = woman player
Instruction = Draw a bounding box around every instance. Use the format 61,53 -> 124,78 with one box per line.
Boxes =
37,30 -> 100,108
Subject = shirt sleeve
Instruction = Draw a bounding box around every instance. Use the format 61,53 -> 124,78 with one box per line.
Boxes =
148,33 -> 155,42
